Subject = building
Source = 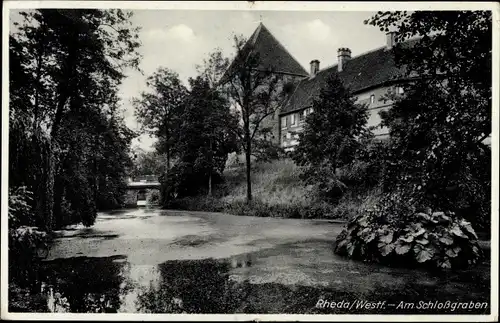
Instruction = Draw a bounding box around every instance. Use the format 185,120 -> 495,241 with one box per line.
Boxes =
222,23 -> 412,151
279,31 -> 415,151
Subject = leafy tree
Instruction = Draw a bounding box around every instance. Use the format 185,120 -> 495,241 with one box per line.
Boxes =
292,73 -> 370,201
168,76 -> 238,198
195,49 -> 230,88
10,9 -> 141,230
220,36 -> 289,202
133,68 -> 188,173
366,11 -> 492,228
130,149 -> 168,179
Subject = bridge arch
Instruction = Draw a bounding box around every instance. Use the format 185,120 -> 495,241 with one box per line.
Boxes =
124,179 -> 161,207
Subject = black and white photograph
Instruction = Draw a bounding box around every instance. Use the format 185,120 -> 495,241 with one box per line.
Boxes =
1,1 -> 498,320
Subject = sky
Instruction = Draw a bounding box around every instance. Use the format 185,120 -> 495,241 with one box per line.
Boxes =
10,9 -> 389,151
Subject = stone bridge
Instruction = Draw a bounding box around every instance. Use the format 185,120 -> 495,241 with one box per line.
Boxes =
124,176 -> 161,207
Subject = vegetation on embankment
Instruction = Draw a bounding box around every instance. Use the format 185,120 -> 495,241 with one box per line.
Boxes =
166,158 -> 379,220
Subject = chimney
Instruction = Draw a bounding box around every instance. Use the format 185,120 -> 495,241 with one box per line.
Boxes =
386,31 -> 396,50
309,59 -> 320,77
337,48 -> 351,72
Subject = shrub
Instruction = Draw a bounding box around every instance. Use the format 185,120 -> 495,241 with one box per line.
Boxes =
9,226 -> 49,256
8,187 -> 52,285
8,186 -> 34,228
165,196 -> 226,213
334,203 -> 484,270
9,226 -> 50,285
146,189 -> 161,206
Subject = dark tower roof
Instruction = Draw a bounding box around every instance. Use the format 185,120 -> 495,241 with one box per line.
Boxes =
220,23 -> 308,84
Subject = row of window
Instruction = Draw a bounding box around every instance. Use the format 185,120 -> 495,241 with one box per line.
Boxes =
280,87 -> 404,129
283,132 -> 300,140
359,87 -> 405,106
281,107 -> 314,129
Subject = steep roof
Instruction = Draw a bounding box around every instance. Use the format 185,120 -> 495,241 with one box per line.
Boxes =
220,23 -> 309,84
281,39 -> 419,115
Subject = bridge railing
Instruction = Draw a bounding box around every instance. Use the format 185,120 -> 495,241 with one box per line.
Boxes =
128,175 -> 160,183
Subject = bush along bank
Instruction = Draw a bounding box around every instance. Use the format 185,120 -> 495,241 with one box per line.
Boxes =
165,196 -> 344,220
334,193 -> 484,270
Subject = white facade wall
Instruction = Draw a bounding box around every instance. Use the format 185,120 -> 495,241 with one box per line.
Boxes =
280,85 -> 402,150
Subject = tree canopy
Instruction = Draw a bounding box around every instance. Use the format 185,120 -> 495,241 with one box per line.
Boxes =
366,11 -> 492,227
9,9 -> 141,229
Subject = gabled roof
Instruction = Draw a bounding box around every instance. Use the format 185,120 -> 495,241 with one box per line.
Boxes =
220,23 -> 309,85
281,39 -> 419,115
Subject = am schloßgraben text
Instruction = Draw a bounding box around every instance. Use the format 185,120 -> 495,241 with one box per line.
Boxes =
315,299 -> 489,312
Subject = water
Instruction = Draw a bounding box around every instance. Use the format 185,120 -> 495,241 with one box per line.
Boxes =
12,250 -> 490,314
8,208 -> 491,314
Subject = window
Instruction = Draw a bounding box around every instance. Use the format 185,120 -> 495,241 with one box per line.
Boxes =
398,86 -> 404,94
370,94 -> 375,104
291,114 -> 296,126
286,132 -> 292,139
281,116 -> 287,129
299,110 -> 305,121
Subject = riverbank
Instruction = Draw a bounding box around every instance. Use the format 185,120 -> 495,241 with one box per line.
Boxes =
166,159 -> 378,221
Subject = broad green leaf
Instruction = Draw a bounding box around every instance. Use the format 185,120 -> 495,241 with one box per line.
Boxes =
414,228 -> 426,237
379,243 -> 395,256
450,224 -> 467,238
439,259 -> 451,269
440,214 -> 451,223
395,243 -> 411,255
363,232 -> 376,243
432,211 -> 445,218
411,222 -> 423,231
439,235 -> 454,245
358,227 -> 370,237
445,248 -> 459,258
415,247 -> 434,263
459,220 -> 478,239
379,232 -> 394,244
400,235 -> 414,243
416,238 -> 429,245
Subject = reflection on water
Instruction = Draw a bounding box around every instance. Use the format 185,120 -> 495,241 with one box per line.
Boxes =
17,252 -> 490,314
40,255 -> 128,313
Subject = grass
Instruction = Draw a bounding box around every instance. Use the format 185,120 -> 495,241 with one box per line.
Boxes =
167,158 -> 382,220
221,159 -> 309,206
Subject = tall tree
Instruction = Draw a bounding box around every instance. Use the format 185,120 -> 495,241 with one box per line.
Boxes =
10,9 -> 141,230
133,68 -> 188,174
366,11 -> 492,228
220,36 -> 288,202
195,48 -> 230,88
130,149 -> 169,179
292,73 -> 370,200
169,76 -> 238,198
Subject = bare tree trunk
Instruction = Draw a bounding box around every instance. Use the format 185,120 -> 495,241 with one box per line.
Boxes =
166,148 -> 171,173
208,172 -> 212,197
44,141 -> 55,232
46,37 -> 77,232
33,46 -> 43,130
208,134 -> 213,197
245,133 -> 252,202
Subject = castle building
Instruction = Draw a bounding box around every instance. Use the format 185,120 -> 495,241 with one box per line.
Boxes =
222,23 -> 411,152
